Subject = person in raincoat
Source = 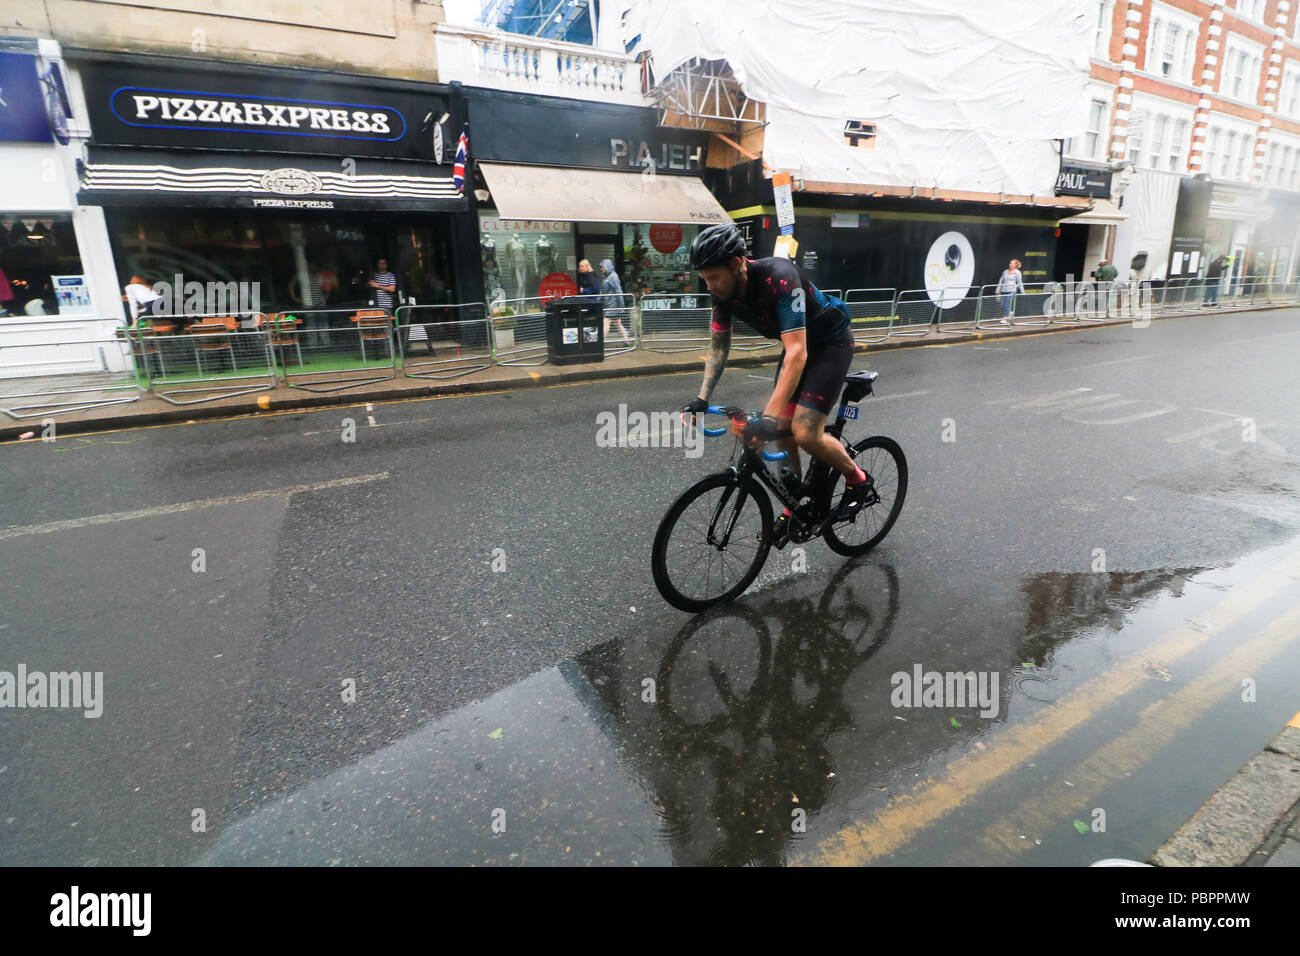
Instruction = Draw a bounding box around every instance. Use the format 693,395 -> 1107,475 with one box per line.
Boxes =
600,258 -> 631,343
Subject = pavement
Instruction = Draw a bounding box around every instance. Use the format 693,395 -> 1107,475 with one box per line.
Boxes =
2,299 -> 1289,443
1150,712 -> 1300,867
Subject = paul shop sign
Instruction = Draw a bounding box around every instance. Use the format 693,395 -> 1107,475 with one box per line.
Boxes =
1055,163 -> 1113,199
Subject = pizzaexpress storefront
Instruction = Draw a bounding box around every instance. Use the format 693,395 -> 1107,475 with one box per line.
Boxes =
72,51 -> 477,317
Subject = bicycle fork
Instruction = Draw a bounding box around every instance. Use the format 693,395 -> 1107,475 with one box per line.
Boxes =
706,470 -> 752,549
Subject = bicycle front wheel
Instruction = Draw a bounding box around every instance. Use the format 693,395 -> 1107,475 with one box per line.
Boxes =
823,436 -> 907,557
652,472 -> 774,613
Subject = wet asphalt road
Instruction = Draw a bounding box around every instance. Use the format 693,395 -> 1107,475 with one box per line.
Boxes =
2,307 -> 1300,866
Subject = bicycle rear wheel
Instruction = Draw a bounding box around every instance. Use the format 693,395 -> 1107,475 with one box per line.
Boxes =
652,472 -> 774,612
822,436 -> 907,557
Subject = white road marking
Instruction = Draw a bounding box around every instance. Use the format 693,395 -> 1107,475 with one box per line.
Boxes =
0,473 -> 391,541
1029,351 -> 1182,375
1032,328 -> 1300,376
863,389 -> 932,403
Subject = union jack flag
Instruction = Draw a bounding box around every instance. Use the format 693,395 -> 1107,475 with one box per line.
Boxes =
453,125 -> 468,193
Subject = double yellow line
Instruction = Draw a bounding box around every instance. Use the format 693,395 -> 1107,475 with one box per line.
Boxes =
795,545 -> 1300,866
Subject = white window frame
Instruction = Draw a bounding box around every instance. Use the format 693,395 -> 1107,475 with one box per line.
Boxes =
1205,114 -> 1262,183
1206,127 -> 1224,174
1169,118 -> 1189,171
1148,114 -> 1169,168
1127,92 -> 1196,171
1066,95 -> 1110,161
1233,0 -> 1266,25
1145,3 -> 1202,85
1093,0 -> 1117,61
1281,63 -> 1300,120
1273,132 -> 1300,191
1127,110 -> 1147,166
1222,35 -> 1265,103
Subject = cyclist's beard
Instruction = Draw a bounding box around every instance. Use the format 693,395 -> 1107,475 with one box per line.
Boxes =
709,265 -> 744,304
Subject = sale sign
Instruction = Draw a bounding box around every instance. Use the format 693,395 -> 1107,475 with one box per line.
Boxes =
649,224 -> 683,255
538,272 -> 578,302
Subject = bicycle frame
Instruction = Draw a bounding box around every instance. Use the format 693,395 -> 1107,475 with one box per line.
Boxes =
698,404 -> 857,547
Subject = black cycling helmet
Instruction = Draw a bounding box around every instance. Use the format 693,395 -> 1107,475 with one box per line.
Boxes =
690,222 -> 747,270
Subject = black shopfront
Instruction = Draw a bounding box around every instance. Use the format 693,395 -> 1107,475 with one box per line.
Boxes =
73,52 -> 477,315
461,88 -> 727,307
712,159 -> 1065,297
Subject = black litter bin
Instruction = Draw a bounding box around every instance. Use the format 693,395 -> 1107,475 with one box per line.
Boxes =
546,298 -> 604,365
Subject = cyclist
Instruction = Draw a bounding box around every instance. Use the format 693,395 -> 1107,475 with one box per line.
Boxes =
681,222 -> 873,547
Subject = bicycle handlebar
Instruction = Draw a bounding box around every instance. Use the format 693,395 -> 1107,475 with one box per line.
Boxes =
696,405 -> 789,461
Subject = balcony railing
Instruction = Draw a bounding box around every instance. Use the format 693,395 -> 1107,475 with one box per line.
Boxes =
435,24 -> 649,105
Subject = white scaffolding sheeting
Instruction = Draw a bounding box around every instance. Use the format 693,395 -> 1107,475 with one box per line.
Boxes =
626,0 -> 1092,195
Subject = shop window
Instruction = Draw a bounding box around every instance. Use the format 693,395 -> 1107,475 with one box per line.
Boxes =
0,214 -> 86,317
621,223 -> 703,297
108,211 -> 453,313
478,216 -> 577,306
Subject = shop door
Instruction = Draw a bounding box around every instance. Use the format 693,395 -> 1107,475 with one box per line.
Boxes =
578,236 -> 620,299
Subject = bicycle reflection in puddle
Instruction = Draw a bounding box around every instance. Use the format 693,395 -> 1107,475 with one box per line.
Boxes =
574,561 -> 900,866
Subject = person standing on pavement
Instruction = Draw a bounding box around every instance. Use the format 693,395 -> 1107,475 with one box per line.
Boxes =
995,259 -> 1025,325
1204,254 -> 1225,307
1095,259 -> 1119,315
600,258 -> 631,343
577,258 -> 601,297
369,258 -> 397,314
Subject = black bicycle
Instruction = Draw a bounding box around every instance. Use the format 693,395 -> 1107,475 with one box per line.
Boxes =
652,370 -> 907,612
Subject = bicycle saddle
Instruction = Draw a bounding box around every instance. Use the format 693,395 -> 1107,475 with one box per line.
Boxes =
842,371 -> 878,402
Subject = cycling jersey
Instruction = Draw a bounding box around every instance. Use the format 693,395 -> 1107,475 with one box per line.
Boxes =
709,258 -> 851,346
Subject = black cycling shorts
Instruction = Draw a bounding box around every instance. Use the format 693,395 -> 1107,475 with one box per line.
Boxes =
773,327 -> 855,419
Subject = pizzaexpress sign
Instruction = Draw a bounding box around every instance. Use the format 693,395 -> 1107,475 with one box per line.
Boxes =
110,87 -> 406,141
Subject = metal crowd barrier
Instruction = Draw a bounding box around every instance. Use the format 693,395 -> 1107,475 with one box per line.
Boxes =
843,288 -> 896,344
0,316 -> 141,420
976,283 -> 1049,328
639,292 -> 712,353
491,296 -> 549,366
637,292 -> 777,354
269,306 -> 398,393
124,311 -> 276,405
395,303 -> 493,380
891,289 -> 937,337
933,287 -> 982,334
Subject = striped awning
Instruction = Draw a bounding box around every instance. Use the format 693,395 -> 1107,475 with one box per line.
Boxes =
78,147 -> 466,212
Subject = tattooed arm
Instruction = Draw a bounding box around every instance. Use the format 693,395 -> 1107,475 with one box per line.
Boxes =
698,325 -> 731,401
